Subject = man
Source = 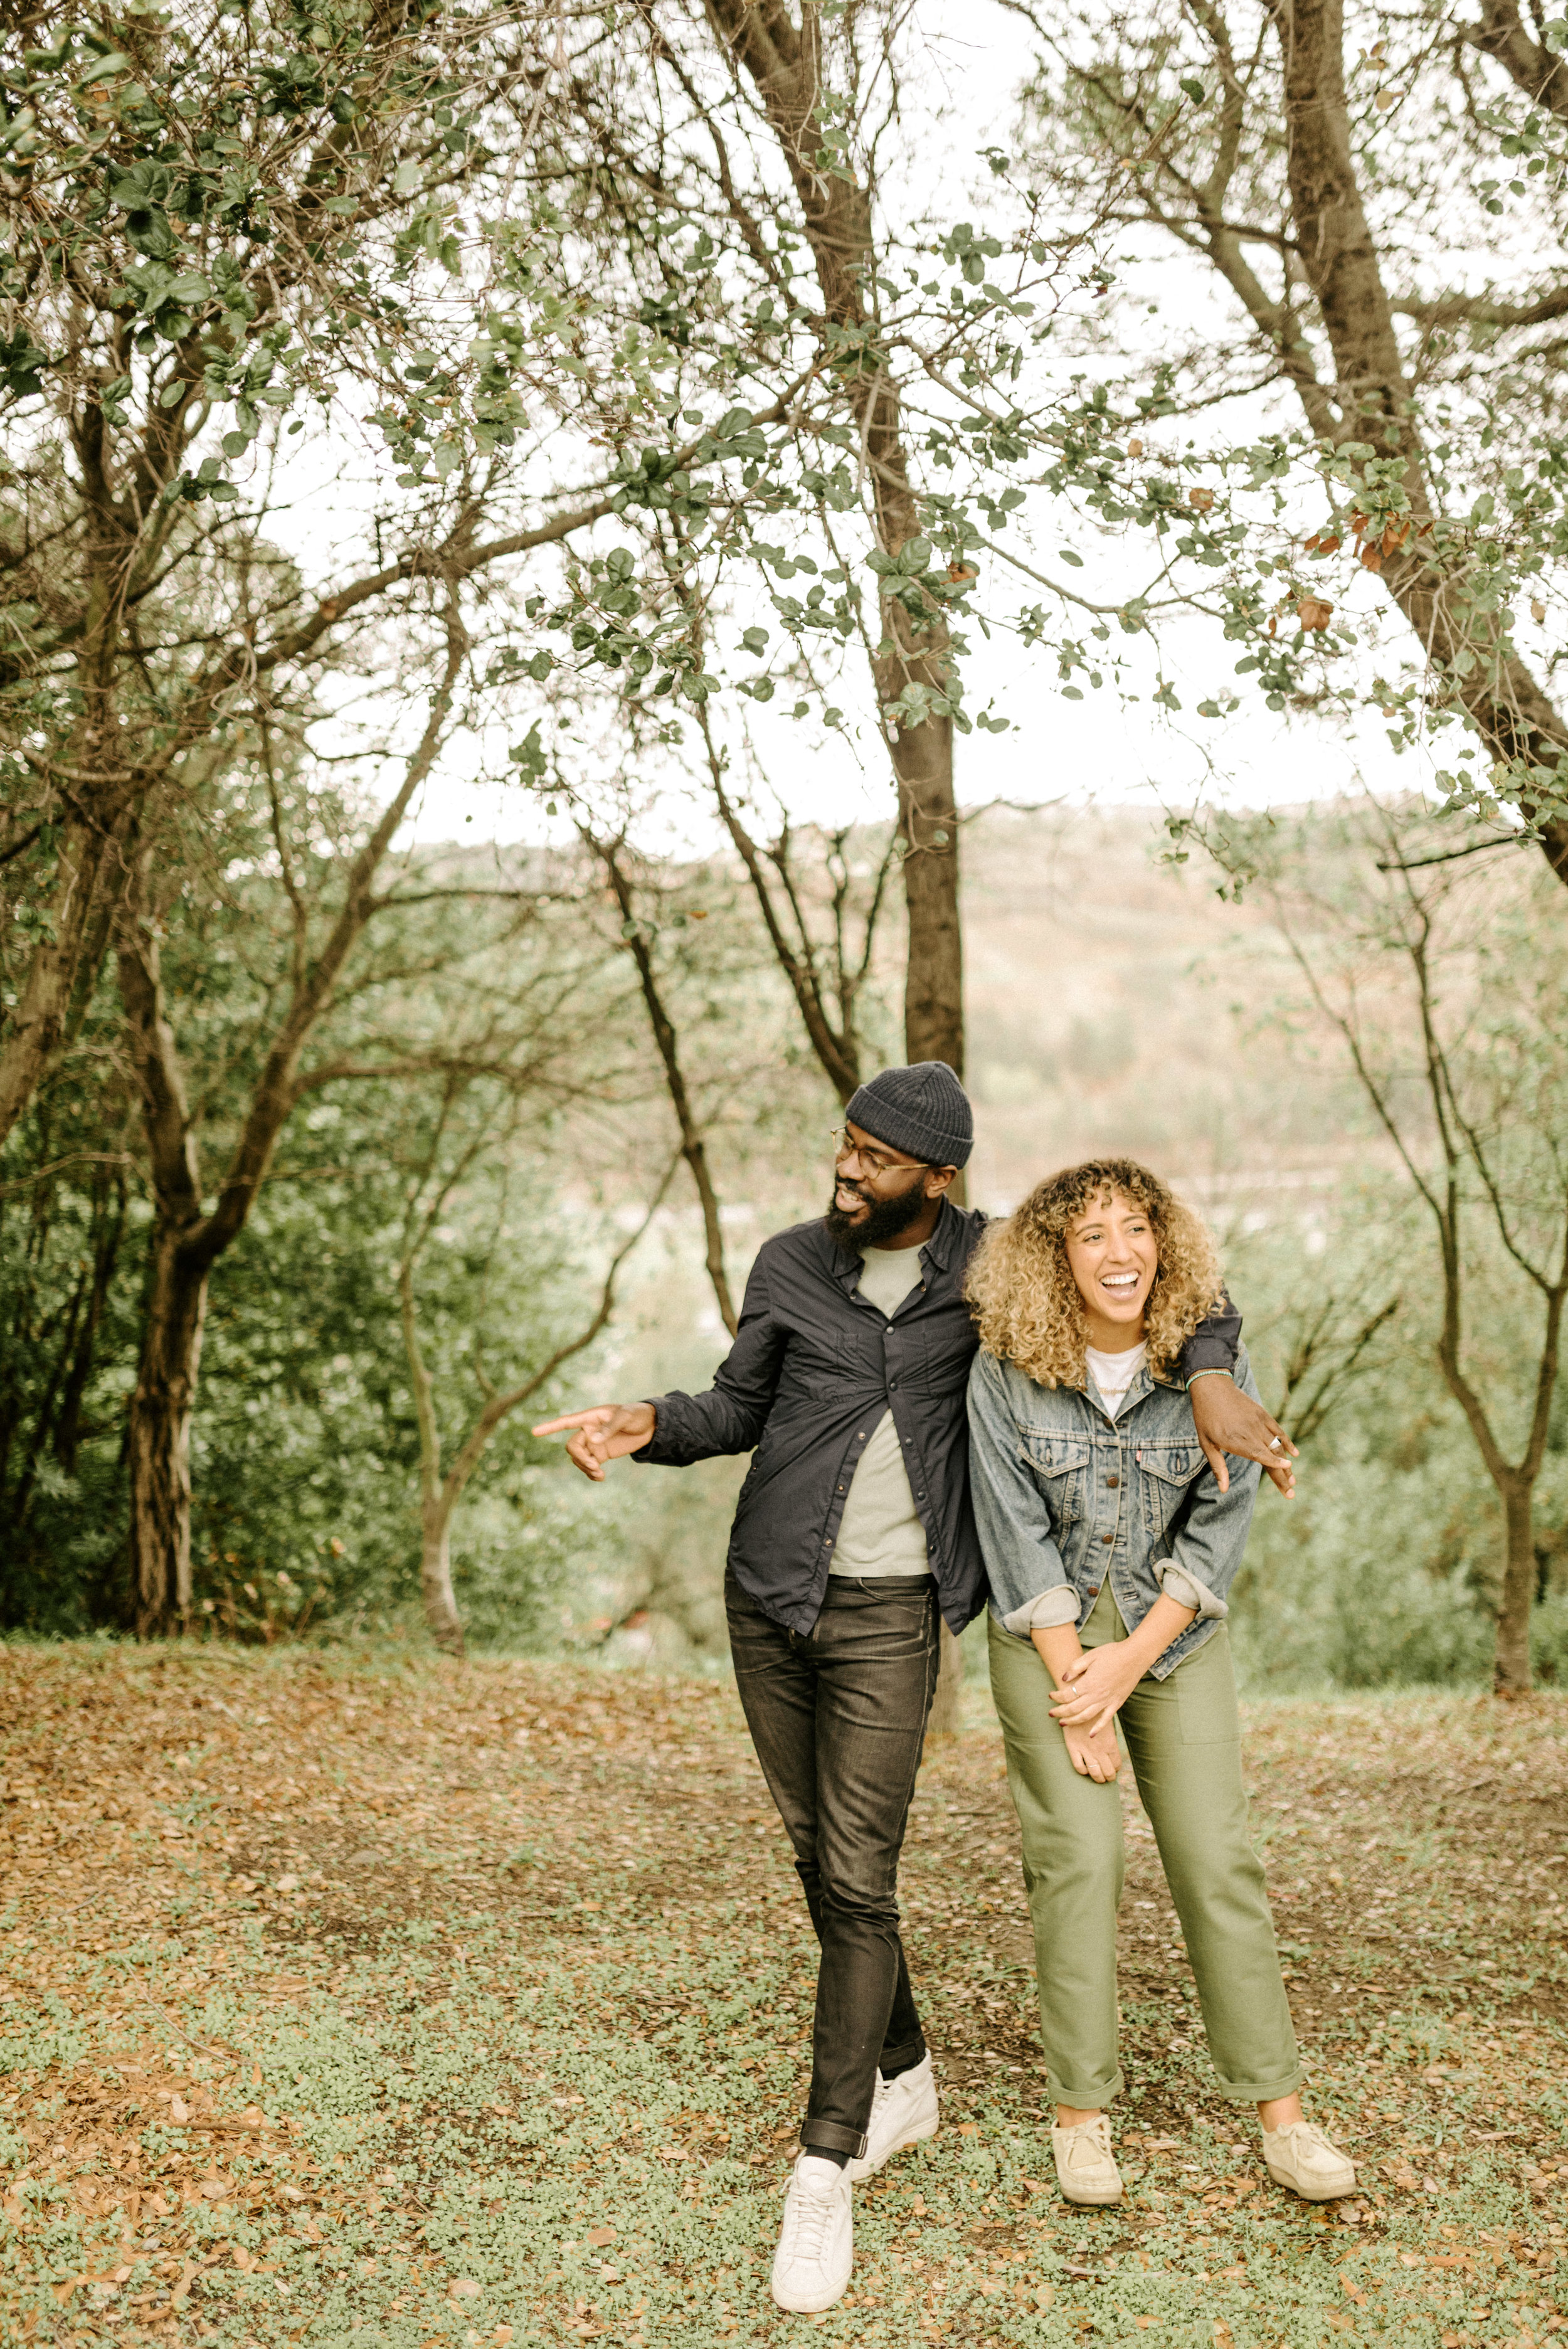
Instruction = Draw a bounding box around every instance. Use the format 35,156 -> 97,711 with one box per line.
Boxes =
533,1063 -> 1293,2314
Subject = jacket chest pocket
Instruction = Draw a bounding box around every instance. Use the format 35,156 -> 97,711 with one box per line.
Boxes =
1019,1432 -> 1094,1528
1137,1443 -> 1200,1544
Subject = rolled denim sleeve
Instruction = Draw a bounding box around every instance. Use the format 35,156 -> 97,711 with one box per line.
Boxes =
1162,1344 -> 1263,1615
967,1349 -> 1077,1638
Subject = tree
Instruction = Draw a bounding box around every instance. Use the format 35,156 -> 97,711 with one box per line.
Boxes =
396,1076 -> 677,1654
0,0 -> 719,1153
1218,798 -> 1568,1690
117,605 -> 465,1628
1012,0 -> 1568,878
582,824 -> 740,1336
507,0 -> 1142,1087
699,713 -> 899,1107
110,619 -> 671,1632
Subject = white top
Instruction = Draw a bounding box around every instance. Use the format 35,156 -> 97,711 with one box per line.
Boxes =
831,1248 -> 933,1579
1086,1340 -> 1148,1419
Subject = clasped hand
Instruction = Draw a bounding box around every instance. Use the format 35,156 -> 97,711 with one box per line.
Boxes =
1049,1644 -> 1145,1737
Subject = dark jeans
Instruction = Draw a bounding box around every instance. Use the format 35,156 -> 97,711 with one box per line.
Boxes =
725,1569 -> 940,2158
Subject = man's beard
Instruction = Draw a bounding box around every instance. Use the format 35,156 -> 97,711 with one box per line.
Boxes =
824,1177 -> 931,1251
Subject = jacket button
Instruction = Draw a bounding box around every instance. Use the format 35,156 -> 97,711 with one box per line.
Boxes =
1101,1532 -> 1113,1546
1106,1473 -> 1118,1488
889,1379 -> 898,1390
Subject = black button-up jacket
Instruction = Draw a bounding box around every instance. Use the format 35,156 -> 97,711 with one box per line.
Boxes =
638,1199 -> 1241,1638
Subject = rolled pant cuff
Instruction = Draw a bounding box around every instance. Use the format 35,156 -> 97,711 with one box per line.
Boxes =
880,2030 -> 927,2077
1045,2064 -> 1125,2109
801,2119 -> 869,2159
1216,2069 -> 1304,2103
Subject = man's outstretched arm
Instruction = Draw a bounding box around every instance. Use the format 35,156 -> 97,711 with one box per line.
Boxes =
533,1254 -> 786,1480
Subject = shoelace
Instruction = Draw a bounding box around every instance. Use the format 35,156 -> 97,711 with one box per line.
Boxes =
782,2177 -> 839,2261
1065,2122 -> 1113,2170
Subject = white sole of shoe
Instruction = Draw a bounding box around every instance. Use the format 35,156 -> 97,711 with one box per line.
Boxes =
1264,2160 -> 1355,2203
770,2277 -> 852,2315
1057,2178 -> 1123,2207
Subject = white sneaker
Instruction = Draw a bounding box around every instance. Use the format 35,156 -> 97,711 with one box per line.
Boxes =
1263,2121 -> 1356,2202
770,2154 -> 854,2313
846,2054 -> 941,2182
1050,2114 -> 1123,2206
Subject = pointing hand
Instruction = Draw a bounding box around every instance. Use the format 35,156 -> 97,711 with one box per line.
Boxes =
530,1402 -> 657,1482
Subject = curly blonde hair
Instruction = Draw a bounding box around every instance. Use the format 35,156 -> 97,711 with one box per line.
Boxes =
967,1159 -> 1226,1388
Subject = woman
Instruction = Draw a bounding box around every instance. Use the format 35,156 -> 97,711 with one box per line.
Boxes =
965,1159 -> 1355,2209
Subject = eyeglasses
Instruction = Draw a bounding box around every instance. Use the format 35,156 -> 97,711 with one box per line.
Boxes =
830,1127 -> 931,1181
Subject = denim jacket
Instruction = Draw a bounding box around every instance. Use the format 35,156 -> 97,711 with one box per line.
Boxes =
966,1344 -> 1263,1679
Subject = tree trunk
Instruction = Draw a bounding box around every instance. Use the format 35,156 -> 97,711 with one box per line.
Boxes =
128,1229 -> 209,1635
1266,0 -> 1568,884
701,0 -> 965,1076
1495,1481 -> 1536,1695
420,1508 -> 467,1658
892,725 -> 963,1074
0,816 -> 120,1150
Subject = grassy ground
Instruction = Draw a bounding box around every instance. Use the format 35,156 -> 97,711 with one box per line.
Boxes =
2,1642 -> 1565,2349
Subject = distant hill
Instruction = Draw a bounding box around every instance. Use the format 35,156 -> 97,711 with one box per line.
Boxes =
961,803 -> 1372,1214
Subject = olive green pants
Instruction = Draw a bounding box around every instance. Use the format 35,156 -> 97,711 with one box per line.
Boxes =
988,1588 -> 1301,2109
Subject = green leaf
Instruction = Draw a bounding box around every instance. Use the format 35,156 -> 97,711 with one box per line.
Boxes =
107,162 -> 172,210
76,51 -> 132,86
1179,76 -> 1208,103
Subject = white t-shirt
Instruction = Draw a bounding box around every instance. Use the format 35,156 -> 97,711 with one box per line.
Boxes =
831,1247 -> 933,1578
1086,1340 -> 1148,1419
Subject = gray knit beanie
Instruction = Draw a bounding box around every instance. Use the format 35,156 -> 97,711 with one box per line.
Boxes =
845,1061 -> 973,1169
